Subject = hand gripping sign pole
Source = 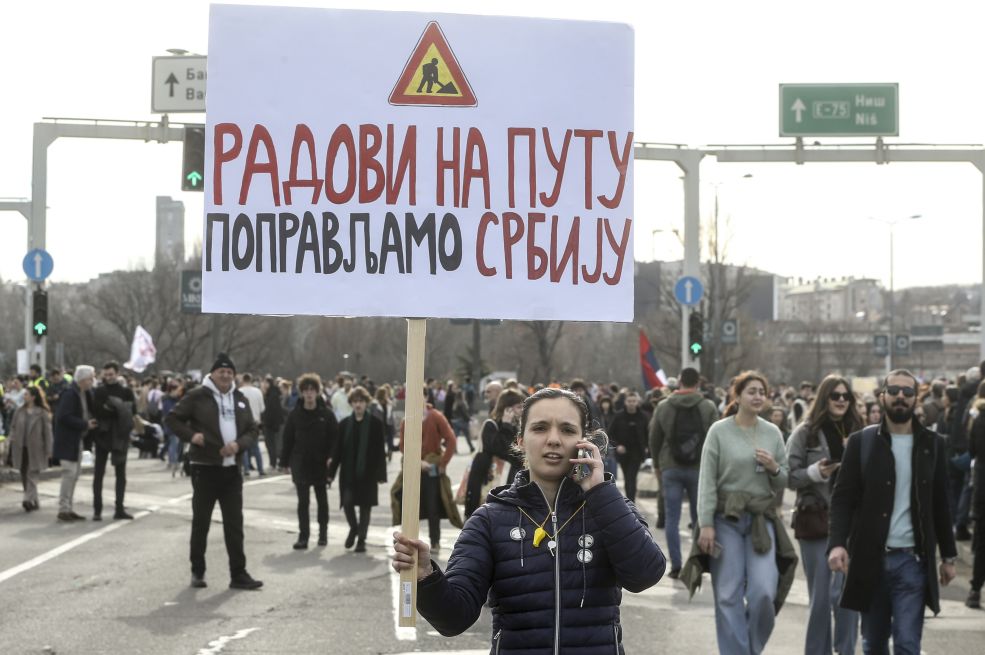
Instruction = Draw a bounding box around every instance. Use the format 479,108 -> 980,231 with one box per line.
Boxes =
399,318 -> 426,626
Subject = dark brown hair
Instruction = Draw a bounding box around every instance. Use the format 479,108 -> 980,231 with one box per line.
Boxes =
347,385 -> 372,404
806,375 -> 863,446
491,389 -> 526,422
723,370 -> 769,417
296,372 -> 322,392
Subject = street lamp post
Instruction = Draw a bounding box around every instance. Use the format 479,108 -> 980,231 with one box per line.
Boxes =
869,214 -> 922,371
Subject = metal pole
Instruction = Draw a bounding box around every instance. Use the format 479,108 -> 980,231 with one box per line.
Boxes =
679,151 -> 703,373
889,224 -> 895,373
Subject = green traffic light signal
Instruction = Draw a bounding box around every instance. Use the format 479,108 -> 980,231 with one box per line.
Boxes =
182,126 -> 205,192
32,289 -> 48,339
688,312 -> 703,360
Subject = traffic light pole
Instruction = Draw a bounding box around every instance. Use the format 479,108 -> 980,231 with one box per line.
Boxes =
634,145 -> 705,373
28,118 -> 187,370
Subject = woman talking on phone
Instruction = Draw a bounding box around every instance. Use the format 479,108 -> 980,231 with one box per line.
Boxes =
691,370 -> 796,655
392,387 -> 665,654
786,375 -> 861,655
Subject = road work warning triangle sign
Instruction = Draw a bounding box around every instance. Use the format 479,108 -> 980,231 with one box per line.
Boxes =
389,22 -> 477,107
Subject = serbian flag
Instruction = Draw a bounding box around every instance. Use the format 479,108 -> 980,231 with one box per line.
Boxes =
639,329 -> 667,391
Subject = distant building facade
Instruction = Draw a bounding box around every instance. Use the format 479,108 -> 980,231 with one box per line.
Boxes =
155,196 -> 185,267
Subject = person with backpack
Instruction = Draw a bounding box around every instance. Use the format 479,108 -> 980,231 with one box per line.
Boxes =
648,367 -> 718,578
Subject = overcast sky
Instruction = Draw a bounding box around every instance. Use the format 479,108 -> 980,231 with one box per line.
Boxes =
2,0 -> 983,291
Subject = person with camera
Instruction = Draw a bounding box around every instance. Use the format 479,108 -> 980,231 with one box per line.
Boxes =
786,375 -> 861,655
391,387 -> 665,654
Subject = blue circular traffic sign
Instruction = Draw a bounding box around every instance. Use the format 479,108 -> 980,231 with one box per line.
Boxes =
674,276 -> 704,306
23,248 -> 54,282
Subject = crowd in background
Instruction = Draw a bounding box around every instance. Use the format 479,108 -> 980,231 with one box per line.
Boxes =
1,358 -> 983,653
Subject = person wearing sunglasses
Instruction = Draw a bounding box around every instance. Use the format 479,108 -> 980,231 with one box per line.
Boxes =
786,375 -> 862,655
828,369 -> 957,655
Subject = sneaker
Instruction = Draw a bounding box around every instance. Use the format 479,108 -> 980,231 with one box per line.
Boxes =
317,533 -> 328,547
354,540 -> 367,553
667,567 -> 681,580
114,510 -> 134,520
967,589 -> 981,609
293,539 -> 309,550
92,513 -> 102,521
57,512 -> 75,522
344,528 -> 357,549
190,575 -> 207,588
430,541 -> 441,552
70,512 -> 86,521
229,572 -> 263,590
22,500 -> 32,512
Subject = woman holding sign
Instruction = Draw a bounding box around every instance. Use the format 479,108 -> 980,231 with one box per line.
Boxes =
392,387 -> 665,654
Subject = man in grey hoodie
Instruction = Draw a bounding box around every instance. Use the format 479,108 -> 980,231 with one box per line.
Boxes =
648,367 -> 719,577
165,353 -> 262,590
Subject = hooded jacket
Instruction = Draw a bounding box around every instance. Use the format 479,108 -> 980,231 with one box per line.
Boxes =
164,377 -> 258,466
417,471 -> 666,654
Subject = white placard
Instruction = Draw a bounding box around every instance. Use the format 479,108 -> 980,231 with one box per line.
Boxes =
203,6 -> 634,322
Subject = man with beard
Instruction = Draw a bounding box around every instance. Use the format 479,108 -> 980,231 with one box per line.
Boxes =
828,369 -> 957,654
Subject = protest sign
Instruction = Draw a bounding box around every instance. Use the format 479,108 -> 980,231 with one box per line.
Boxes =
204,6 -> 634,322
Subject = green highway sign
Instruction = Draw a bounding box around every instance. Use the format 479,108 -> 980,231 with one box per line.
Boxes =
780,83 -> 898,137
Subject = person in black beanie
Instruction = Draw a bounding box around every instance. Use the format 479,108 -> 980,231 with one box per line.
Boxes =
165,353 -> 263,590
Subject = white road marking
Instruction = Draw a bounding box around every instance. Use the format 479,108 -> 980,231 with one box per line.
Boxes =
0,513 -> 144,584
196,627 -> 259,655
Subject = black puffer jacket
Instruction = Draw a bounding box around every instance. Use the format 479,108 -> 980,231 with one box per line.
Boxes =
279,399 -> 338,485
418,471 -> 665,654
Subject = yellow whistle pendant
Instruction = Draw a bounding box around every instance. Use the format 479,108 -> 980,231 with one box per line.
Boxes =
532,527 -> 548,547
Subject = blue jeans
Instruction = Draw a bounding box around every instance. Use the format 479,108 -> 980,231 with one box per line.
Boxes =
243,442 -> 264,475
662,467 -> 698,570
166,434 -> 181,465
604,453 -> 618,481
710,513 -> 778,655
799,538 -> 859,655
860,550 -> 925,655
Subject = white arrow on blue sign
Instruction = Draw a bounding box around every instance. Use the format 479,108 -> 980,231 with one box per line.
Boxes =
22,248 -> 54,282
674,276 -> 704,306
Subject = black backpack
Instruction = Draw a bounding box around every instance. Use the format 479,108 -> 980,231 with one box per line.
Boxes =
670,403 -> 705,465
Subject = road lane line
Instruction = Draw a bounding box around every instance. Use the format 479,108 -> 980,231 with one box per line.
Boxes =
0,513 -> 145,584
197,627 -> 259,655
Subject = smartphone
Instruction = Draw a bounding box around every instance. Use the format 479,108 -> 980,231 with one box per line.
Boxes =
569,447 -> 593,481
710,541 -> 723,559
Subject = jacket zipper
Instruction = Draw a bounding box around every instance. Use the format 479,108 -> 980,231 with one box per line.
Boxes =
534,477 -> 564,655
494,628 -> 502,655
613,624 -> 619,655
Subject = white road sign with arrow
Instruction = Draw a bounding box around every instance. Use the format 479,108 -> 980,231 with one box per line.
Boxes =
152,56 -> 207,113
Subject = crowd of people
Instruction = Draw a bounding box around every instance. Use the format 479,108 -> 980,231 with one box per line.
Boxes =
2,356 -> 984,653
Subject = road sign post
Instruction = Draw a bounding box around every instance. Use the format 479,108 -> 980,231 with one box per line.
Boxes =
152,56 -> 207,113
22,248 -> 53,282
780,83 -> 898,137
674,276 -> 704,307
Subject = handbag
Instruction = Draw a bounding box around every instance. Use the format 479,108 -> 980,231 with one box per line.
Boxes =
792,494 -> 829,540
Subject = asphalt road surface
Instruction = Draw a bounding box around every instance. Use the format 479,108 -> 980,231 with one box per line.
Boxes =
1,442 -> 982,654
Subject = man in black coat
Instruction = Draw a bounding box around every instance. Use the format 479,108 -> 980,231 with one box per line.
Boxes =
165,353 -> 263,590
828,369 -> 957,654
91,361 -> 136,520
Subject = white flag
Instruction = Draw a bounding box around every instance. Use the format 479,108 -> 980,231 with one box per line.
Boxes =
124,325 -> 157,373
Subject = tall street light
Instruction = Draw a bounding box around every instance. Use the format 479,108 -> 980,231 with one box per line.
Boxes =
869,214 -> 922,371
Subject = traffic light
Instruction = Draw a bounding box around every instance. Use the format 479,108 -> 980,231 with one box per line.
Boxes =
32,289 -> 48,339
182,125 -> 205,191
688,312 -> 703,359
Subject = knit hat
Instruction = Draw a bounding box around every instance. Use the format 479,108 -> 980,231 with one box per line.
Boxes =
211,352 -> 236,373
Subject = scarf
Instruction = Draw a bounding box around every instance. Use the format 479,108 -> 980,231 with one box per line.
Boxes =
819,417 -> 846,462
343,414 -> 371,478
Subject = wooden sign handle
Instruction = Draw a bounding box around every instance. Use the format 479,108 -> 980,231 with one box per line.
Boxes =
398,318 -> 427,627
